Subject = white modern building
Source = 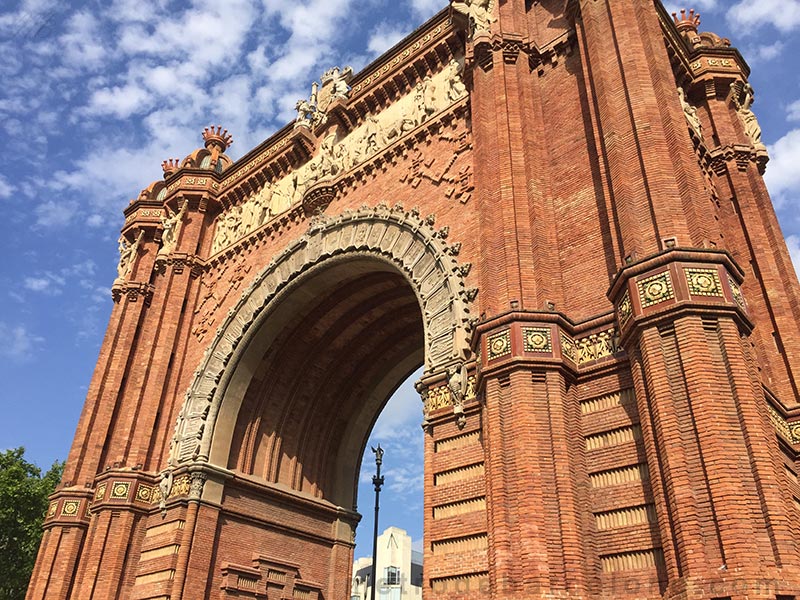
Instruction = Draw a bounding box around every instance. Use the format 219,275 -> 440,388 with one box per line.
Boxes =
351,526 -> 423,600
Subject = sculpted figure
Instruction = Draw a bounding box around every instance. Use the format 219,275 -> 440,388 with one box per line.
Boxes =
731,82 -> 765,149
451,0 -> 495,35
115,230 -> 144,282
159,200 -> 187,255
242,184 -> 272,234
334,142 -> 353,173
445,59 -> 468,102
677,87 -> 702,140
448,362 -> 469,429
270,177 -> 294,213
412,77 -> 436,125
328,66 -> 353,100
361,115 -> 384,158
295,98 -> 316,128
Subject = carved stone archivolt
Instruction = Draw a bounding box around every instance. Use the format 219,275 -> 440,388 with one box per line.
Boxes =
171,205 -> 475,466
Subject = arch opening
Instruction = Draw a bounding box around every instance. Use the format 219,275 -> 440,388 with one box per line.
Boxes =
214,255 -> 425,509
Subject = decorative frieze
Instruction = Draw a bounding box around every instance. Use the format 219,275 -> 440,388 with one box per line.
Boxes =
211,49 -> 469,255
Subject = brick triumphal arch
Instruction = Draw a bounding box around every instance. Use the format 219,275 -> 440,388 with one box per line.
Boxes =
28,1 -> 800,599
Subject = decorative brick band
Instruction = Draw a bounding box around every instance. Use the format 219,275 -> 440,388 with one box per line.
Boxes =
430,573 -> 489,594
600,549 -> 664,573
581,389 -> 635,415
139,545 -> 180,562
434,463 -> 485,486
435,430 -> 480,453
590,464 -> 650,488
134,569 -> 175,586
433,497 -> 487,519
585,425 -> 642,451
431,534 -> 488,555
595,505 -> 657,531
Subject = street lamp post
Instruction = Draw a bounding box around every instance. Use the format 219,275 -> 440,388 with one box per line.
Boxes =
370,444 -> 384,600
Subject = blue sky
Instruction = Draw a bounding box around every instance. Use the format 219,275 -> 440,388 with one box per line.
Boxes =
1,0 -> 799,562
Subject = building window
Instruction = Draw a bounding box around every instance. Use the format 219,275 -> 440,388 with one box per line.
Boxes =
385,566 -> 400,586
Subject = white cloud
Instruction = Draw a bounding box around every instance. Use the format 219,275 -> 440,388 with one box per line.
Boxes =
787,235 -> 800,280
764,128 -> 800,210
367,22 -> 411,56
727,0 -> 800,33
410,0 -> 443,19
788,100 -> 800,122
24,276 -> 60,293
0,174 -> 15,199
0,322 -> 44,361
85,84 -> 153,118
742,40 -> 784,64
34,199 -> 78,228
58,11 -> 106,70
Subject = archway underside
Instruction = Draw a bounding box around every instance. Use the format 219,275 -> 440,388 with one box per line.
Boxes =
225,258 -> 425,509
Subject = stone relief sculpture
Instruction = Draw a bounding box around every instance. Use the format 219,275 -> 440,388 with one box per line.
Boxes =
158,200 -> 187,255
448,362 -> 469,429
731,82 -> 766,150
212,58 -> 470,254
445,60 -> 468,102
677,88 -> 703,140
115,230 -> 144,282
451,0 -> 496,35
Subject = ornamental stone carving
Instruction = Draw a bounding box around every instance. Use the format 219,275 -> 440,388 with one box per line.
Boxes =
731,82 -> 766,151
172,205 -> 475,466
678,87 -> 703,141
451,0 -> 496,35
212,58 -> 469,254
115,230 -> 144,283
159,200 -> 188,256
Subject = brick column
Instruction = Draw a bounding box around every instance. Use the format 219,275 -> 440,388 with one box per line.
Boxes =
477,316 -> 590,598
610,249 -> 800,598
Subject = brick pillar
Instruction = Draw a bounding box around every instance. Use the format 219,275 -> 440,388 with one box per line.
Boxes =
477,317 -> 589,598
696,64 -> 800,403
28,163 -> 222,598
574,0 -> 714,260
610,249 -> 800,598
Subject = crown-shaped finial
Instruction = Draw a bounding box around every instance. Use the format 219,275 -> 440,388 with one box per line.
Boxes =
162,158 -> 181,178
672,8 -> 701,33
202,125 -> 233,151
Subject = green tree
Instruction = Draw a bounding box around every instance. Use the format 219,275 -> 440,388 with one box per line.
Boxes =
0,448 -> 63,600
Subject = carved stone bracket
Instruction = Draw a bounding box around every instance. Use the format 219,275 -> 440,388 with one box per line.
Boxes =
154,253 -> 205,277
707,143 -> 768,176
172,204 -> 476,466
111,281 -> 155,306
